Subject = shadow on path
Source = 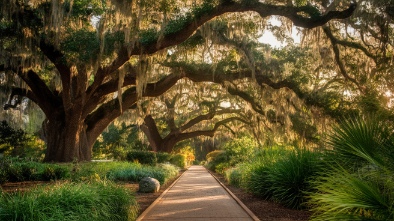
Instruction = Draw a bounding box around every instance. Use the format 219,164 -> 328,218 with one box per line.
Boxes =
137,165 -> 258,221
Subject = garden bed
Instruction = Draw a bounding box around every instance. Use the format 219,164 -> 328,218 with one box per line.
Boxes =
211,171 -> 311,221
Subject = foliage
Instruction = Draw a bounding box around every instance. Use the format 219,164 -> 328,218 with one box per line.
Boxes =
126,150 -> 157,165
106,163 -> 178,185
222,136 -> 257,165
93,123 -> 145,160
309,116 -> 394,220
0,121 -> 45,159
41,165 -> 70,181
327,116 -> 394,169
225,146 -> 324,209
206,136 -> 257,173
172,145 -> 196,168
0,180 -> 139,221
66,161 -> 178,185
60,29 -> 100,63
267,148 -> 324,209
169,154 -> 187,169
156,152 -> 172,163
0,158 -> 71,183
205,150 -> 228,172
309,168 -> 394,221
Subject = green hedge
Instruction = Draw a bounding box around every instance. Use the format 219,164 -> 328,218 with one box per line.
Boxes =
126,150 -> 157,165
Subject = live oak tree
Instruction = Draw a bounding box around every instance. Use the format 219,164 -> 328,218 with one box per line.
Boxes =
0,0 -> 356,162
139,79 -> 250,153
301,0 -> 394,118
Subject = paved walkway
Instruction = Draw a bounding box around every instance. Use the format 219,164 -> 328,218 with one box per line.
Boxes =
137,165 -> 258,221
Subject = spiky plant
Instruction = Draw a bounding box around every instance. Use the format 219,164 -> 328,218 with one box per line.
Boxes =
309,116 -> 394,220
267,148 -> 324,209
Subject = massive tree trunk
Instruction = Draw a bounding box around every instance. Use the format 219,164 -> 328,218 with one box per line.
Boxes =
43,117 -> 92,162
41,100 -> 96,162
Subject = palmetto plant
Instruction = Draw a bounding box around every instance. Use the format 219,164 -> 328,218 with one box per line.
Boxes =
309,116 -> 394,220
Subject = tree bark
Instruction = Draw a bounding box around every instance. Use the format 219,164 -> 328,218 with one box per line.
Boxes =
42,110 -> 93,162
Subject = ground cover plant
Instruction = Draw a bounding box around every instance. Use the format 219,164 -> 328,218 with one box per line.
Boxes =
0,158 -> 70,183
0,159 -> 180,220
0,158 -> 179,185
0,180 -> 139,221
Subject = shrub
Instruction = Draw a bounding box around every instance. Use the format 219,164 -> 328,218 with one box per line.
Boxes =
0,159 -> 8,184
126,150 -> 157,165
170,154 -> 187,168
106,163 -> 178,185
206,150 -> 225,163
223,136 -> 257,165
267,149 -> 324,209
156,152 -> 172,163
21,164 -> 37,181
225,167 -> 243,187
7,164 -> 24,182
0,180 -> 139,221
244,162 -> 273,199
205,150 -> 228,172
41,165 -> 70,181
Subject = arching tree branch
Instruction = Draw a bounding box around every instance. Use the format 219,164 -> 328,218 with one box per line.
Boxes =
323,26 -> 365,93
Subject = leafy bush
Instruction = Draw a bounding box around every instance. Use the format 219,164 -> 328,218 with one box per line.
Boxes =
223,136 -> 257,165
174,146 -> 195,167
205,150 -> 228,172
6,163 -> 25,182
21,163 -> 38,181
170,154 -> 186,169
156,152 -> 172,163
0,158 -> 9,184
225,167 -> 243,187
41,165 -> 70,181
0,121 -> 45,159
106,163 -> 178,185
126,150 -> 157,165
0,180 -> 139,221
206,150 -> 225,163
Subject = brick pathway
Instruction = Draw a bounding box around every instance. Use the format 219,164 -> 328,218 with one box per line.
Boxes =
137,165 -> 259,221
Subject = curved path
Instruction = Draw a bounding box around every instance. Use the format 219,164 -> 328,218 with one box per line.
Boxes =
137,165 -> 259,221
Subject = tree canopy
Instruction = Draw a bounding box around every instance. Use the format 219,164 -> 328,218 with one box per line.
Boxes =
3,0 -> 392,162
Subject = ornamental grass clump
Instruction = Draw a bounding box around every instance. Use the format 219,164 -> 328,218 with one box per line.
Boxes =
309,116 -> 394,220
266,148 -> 324,209
0,180 -> 139,221
228,147 -> 324,209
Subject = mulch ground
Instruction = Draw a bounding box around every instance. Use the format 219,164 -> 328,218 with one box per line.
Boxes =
1,169 -> 311,221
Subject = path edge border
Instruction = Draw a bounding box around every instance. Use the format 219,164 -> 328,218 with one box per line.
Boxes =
136,168 -> 188,221
206,168 -> 261,221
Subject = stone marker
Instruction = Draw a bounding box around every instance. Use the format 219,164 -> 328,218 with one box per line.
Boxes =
139,177 -> 160,193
